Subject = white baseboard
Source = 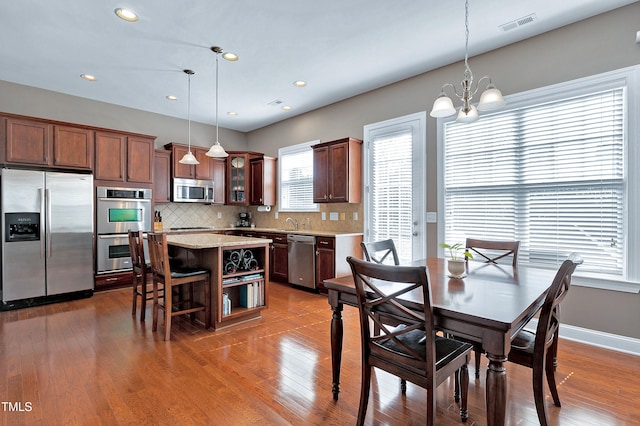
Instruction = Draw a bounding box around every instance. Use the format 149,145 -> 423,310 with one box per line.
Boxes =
526,319 -> 640,356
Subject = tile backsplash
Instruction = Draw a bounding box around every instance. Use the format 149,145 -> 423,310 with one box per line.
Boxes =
156,202 -> 363,234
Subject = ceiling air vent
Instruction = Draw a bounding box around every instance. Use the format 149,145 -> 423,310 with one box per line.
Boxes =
499,13 -> 537,32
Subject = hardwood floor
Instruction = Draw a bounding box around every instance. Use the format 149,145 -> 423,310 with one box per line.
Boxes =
1,282 -> 638,425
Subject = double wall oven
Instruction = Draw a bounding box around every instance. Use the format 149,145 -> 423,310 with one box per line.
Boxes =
96,186 -> 152,274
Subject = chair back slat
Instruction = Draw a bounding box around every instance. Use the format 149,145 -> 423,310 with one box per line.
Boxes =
535,252 -> 583,356
147,233 -> 170,278
361,239 -> 400,265
465,238 -> 520,267
128,230 -> 146,272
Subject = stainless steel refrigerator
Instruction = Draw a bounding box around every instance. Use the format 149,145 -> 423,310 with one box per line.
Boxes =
1,169 -> 94,303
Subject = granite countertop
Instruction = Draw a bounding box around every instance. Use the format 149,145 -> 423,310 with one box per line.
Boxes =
158,226 -> 362,238
166,233 -> 272,250
239,227 -> 363,238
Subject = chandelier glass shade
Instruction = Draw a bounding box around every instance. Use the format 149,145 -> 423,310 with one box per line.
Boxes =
429,0 -> 506,123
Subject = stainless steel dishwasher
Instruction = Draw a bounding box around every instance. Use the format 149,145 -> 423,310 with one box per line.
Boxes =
287,234 -> 316,289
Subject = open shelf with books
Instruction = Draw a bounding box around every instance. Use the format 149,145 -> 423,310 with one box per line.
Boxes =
216,244 -> 269,326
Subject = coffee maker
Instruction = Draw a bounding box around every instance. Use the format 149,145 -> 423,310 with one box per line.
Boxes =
238,212 -> 251,227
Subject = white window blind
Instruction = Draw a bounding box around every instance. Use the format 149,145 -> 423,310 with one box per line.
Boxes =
443,88 -> 625,276
370,129 -> 414,264
278,141 -> 319,212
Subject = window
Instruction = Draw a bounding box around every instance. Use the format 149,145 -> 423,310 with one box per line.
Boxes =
438,66 -> 639,291
278,140 -> 319,212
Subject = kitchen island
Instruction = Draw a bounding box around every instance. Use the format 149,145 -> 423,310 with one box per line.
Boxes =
165,233 -> 271,330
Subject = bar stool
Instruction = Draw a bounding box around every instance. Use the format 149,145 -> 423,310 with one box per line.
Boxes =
147,232 -> 211,341
128,229 -> 159,321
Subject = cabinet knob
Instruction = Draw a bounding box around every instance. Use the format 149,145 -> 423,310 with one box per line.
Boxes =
329,194 -> 332,200
324,194 -> 328,200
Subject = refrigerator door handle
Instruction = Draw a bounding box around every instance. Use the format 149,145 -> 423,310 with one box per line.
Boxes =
46,188 -> 52,258
39,188 -> 46,259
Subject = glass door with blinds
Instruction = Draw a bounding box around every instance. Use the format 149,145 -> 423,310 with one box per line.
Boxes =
364,112 -> 426,263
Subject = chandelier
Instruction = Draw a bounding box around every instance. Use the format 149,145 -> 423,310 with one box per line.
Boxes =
178,69 -> 199,164
206,46 -> 234,158
429,0 -> 506,123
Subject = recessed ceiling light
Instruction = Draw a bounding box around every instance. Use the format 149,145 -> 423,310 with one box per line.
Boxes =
227,111 -> 238,116
222,52 -> 239,61
293,80 -> 307,87
166,95 -> 177,101
80,74 -> 96,81
115,8 -> 138,22
282,106 -> 292,111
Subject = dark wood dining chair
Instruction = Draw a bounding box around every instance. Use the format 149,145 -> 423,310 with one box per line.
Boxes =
128,230 -> 157,321
361,239 -> 400,265
508,252 -> 583,426
464,237 -> 521,378
347,256 -> 472,426
147,232 -> 211,341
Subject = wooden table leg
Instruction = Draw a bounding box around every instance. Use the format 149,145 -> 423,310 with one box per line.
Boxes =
485,353 -> 508,426
329,291 -> 344,400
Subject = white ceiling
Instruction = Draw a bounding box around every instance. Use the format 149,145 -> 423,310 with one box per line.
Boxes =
0,0 -> 636,132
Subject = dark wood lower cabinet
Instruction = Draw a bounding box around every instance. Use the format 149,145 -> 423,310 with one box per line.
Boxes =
315,239 -> 335,293
95,272 -> 132,291
270,234 -> 289,283
315,234 -> 362,293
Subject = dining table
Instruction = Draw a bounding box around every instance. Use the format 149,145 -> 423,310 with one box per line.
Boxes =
324,257 -> 557,426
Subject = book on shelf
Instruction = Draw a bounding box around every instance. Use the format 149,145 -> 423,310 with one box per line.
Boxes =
222,292 -> 231,316
241,273 -> 263,281
238,281 -> 264,309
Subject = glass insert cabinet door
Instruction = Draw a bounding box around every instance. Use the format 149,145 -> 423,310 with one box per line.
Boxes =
229,154 -> 246,204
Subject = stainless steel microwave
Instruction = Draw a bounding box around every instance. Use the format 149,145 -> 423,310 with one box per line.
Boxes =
172,178 -> 215,203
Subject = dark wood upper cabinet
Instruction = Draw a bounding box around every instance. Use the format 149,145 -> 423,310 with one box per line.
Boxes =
3,117 -> 93,170
312,137 -> 362,203
95,132 -> 154,183
249,156 -> 276,206
226,152 -> 275,206
94,132 -> 126,181
165,143 -> 215,181
211,158 -> 226,205
53,126 -> 93,169
5,117 -> 51,166
153,149 -> 171,203
194,148 -> 214,180
127,136 -> 154,183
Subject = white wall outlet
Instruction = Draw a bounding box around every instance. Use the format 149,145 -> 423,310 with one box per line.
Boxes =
322,212 -> 326,221
353,212 -> 358,221
329,212 -> 339,221
217,211 -> 222,219
426,212 -> 437,223
275,211 -> 279,219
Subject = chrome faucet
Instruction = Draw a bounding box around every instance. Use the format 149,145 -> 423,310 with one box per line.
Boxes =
285,217 -> 298,230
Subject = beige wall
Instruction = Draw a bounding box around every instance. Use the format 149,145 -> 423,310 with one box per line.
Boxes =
0,82 -> 249,151
0,3 -> 638,339
246,3 -> 640,339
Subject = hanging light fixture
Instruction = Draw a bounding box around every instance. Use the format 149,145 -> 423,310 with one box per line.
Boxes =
430,0 -> 506,123
179,69 -> 200,164
206,46 -> 230,158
